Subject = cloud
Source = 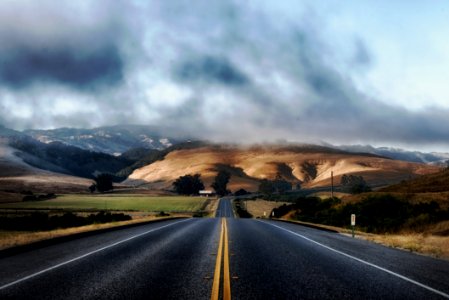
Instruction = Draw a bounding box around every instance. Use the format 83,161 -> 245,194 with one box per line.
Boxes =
0,44 -> 123,90
175,55 -> 250,87
0,1 -> 449,151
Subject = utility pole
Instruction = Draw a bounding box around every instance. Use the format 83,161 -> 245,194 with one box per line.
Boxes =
331,171 -> 334,199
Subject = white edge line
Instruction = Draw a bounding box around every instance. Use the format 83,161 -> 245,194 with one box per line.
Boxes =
260,220 -> 449,299
0,218 -> 192,291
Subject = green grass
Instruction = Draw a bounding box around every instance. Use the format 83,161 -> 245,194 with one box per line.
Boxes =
0,194 -> 206,212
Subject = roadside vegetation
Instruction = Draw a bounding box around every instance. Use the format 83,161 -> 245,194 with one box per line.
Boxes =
233,198 -> 252,218
0,214 -> 179,251
271,194 -> 449,234
0,193 -> 210,250
0,211 -> 131,231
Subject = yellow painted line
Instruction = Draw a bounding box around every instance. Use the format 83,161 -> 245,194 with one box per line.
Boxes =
223,218 -> 231,300
210,218 -> 232,300
211,218 -> 224,300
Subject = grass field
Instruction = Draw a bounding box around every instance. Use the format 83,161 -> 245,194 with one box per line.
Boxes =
0,194 -> 207,212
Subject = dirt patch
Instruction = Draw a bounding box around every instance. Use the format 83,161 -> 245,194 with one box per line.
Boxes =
246,200 -> 290,218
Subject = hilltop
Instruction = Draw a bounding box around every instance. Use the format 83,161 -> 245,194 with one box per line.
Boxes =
126,144 -> 440,192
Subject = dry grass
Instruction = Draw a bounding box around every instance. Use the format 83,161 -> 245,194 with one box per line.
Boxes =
246,200 -> 290,218
0,214 -> 187,251
279,218 -> 449,260
364,233 -> 449,259
204,198 -> 219,217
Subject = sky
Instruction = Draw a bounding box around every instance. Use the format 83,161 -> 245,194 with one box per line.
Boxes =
1,0 -> 449,151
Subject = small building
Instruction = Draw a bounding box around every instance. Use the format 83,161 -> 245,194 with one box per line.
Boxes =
199,190 -> 215,197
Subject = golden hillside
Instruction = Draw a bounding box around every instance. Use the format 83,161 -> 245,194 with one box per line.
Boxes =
125,144 -> 440,192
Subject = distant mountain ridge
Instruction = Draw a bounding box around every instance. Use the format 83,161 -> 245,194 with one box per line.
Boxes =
1,124 -> 448,166
23,125 -> 185,155
327,144 -> 449,166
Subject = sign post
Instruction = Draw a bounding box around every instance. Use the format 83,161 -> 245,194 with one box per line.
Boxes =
351,214 -> 356,238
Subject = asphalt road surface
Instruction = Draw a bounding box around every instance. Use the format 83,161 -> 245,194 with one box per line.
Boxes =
215,197 -> 235,218
1,198 -> 449,299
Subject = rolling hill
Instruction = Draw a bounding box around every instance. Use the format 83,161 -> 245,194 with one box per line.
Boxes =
8,135 -> 134,180
125,144 -> 440,192
380,168 -> 449,193
0,137 -> 92,196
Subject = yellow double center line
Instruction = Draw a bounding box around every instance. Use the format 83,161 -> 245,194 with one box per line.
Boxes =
211,218 -> 231,300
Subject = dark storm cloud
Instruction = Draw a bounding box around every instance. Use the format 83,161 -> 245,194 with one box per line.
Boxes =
175,56 -> 250,87
0,44 -> 123,90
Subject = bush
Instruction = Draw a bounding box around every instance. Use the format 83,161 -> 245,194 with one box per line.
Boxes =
356,195 -> 411,233
157,211 -> 170,217
234,189 -> 249,196
288,194 -> 449,233
234,199 -> 252,218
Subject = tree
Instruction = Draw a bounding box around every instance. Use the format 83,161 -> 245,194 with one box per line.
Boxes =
173,174 -> 205,195
272,174 -> 292,194
94,174 -> 113,192
258,174 -> 292,196
259,179 -> 274,195
340,174 -> 371,194
212,170 -> 231,196
88,184 -> 96,193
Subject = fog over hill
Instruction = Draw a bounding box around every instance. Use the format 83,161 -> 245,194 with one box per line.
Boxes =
328,144 -> 449,166
23,125 -> 187,155
0,124 -> 446,192
1,124 -> 449,166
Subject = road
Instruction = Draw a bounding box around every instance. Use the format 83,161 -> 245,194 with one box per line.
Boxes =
215,196 -> 234,217
1,198 -> 448,299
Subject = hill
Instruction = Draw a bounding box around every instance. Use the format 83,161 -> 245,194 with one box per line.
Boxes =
24,124 -> 185,155
8,136 -> 134,180
125,144 -> 440,192
0,137 -> 92,195
381,168 -> 449,193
